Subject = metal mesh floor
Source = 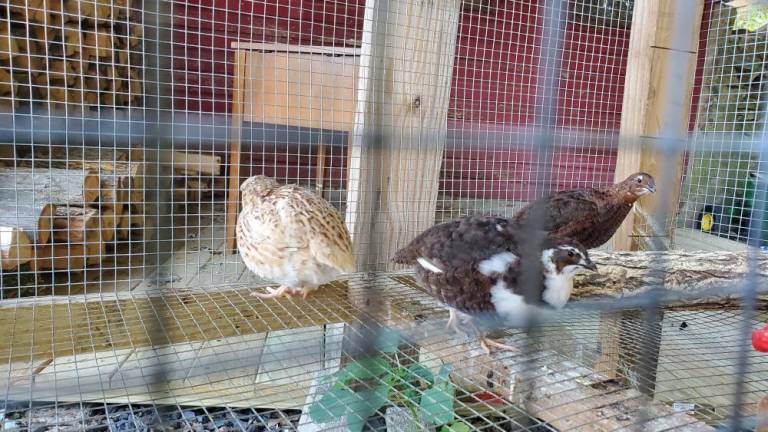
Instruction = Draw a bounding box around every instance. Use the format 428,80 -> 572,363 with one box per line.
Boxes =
0,274 -> 766,431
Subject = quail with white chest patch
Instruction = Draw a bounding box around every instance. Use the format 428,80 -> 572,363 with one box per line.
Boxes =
393,216 -> 597,354
236,175 -> 355,300
512,172 -> 656,249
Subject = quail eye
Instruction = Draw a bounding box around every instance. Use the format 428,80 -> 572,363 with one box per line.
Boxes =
567,250 -> 575,257
636,178 -> 642,183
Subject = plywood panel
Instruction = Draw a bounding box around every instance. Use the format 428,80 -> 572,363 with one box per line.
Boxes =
243,51 -> 359,131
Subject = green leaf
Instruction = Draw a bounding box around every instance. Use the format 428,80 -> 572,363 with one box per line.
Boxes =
334,357 -> 392,384
440,421 -> 472,432
374,327 -> 402,353
309,387 -> 360,424
405,363 -> 434,386
434,363 -> 453,385
419,385 -> 455,425
345,384 -> 390,432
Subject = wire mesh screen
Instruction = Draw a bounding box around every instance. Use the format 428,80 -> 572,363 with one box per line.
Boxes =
0,0 -> 766,431
677,0 -> 768,252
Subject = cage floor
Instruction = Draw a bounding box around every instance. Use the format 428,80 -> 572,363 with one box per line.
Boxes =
1,271 -> 767,431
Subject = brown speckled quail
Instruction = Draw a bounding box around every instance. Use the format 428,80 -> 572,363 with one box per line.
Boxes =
236,175 -> 355,299
512,172 -> 656,249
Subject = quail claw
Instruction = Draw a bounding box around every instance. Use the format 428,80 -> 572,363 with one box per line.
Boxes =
251,286 -> 293,299
479,337 -> 520,355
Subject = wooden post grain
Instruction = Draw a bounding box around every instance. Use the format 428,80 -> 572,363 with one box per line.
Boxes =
344,0 -> 462,270
225,50 -> 247,254
611,0 -> 705,252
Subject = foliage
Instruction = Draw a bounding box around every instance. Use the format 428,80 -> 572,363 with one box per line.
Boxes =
733,4 -> 768,32
308,330 -> 455,432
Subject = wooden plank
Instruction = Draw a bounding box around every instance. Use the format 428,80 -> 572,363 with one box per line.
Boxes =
611,0 -> 705,251
344,0 -> 462,270
230,42 -> 361,56
224,50 -> 247,253
242,51 -> 359,130
0,330 -> 346,409
0,282 -> 358,364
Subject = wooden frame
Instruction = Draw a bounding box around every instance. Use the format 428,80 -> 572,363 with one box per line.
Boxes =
344,0 -> 463,270
604,0 -> 706,391
611,0 -> 705,252
225,43 -> 361,253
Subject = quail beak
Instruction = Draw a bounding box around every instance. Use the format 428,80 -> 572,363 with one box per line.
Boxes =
646,185 -> 656,194
580,260 -> 598,272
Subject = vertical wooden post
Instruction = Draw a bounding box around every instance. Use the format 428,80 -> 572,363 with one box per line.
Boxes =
345,0 -> 462,270
225,51 -> 248,254
599,0 -> 704,388
611,0 -> 705,252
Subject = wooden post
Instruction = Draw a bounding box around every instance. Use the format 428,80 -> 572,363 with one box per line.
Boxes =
224,51 -> 247,254
611,0 -> 705,252
344,0 -> 462,270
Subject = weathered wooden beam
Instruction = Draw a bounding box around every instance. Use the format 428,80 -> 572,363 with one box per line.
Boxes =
612,0 -> 705,251
345,0 -> 462,270
574,250 -> 766,305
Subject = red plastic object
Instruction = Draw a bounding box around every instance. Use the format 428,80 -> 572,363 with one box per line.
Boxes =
472,391 -> 505,406
752,324 -> 768,352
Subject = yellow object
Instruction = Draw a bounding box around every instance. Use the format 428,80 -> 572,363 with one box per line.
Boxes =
701,213 -> 714,232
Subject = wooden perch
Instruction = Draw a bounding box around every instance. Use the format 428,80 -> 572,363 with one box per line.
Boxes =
572,250 -> 768,306
0,168 -> 100,207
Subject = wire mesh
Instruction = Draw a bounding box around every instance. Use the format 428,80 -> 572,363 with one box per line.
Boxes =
0,0 -> 765,431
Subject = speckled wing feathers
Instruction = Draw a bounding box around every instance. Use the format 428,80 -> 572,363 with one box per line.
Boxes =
512,188 -> 630,248
275,186 -> 355,273
393,217 -> 526,315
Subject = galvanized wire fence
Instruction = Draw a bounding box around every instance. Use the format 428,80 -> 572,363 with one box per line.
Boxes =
0,0 -> 766,431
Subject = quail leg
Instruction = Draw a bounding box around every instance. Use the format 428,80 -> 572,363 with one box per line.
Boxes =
446,309 -> 472,338
478,337 -> 520,355
445,308 -> 459,331
252,285 -> 313,299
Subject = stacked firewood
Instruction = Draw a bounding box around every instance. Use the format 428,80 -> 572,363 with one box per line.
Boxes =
0,0 -> 143,110
1,146 -> 222,272
171,151 -> 223,205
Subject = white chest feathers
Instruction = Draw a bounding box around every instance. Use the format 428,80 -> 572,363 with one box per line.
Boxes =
489,280 -> 530,326
542,273 -> 573,309
478,252 -> 518,275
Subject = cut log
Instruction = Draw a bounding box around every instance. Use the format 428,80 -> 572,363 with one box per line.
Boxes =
129,23 -> 142,47
83,29 -> 112,58
0,168 -> 101,207
63,0 -> 95,20
100,206 -> 116,242
170,151 -> 221,176
51,205 -> 101,244
0,199 -> 56,249
572,250 -> 768,306
0,227 -> 32,270
0,68 -> 16,96
32,243 -> 86,270
63,23 -> 81,56
36,145 -> 130,164
0,25 -> 20,60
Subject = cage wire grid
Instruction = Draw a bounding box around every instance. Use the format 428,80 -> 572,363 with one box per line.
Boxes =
0,0 -> 765,431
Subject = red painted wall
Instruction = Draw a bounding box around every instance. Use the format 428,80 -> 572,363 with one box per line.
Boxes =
172,0 -> 708,201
